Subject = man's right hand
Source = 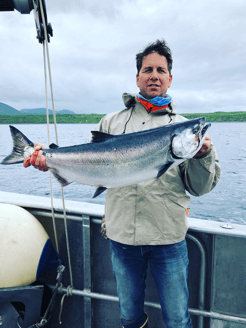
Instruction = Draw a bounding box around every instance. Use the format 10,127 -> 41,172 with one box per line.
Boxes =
23,142 -> 49,172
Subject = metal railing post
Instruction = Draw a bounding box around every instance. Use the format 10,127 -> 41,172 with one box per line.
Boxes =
82,215 -> 92,328
187,233 -> 206,328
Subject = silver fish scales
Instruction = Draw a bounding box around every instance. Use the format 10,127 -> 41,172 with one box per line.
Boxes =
1,117 -> 210,198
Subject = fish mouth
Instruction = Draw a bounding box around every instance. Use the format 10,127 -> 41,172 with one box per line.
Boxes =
198,122 -> 211,144
195,122 -> 211,153
201,123 -> 211,138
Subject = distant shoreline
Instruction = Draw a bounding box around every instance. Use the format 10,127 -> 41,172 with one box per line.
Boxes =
0,114 -> 104,124
0,112 -> 246,124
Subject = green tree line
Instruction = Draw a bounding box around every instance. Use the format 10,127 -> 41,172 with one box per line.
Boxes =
183,111 -> 246,122
0,112 -> 246,124
0,114 -> 105,124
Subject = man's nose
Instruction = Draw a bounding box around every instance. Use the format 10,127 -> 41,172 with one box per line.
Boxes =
150,69 -> 159,80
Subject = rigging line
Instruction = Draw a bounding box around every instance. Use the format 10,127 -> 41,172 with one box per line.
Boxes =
43,41 -> 59,254
39,0 -> 58,144
61,187 -> 73,287
42,42 -> 50,145
39,0 -> 73,287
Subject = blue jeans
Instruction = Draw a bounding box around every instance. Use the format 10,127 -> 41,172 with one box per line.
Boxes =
110,239 -> 192,328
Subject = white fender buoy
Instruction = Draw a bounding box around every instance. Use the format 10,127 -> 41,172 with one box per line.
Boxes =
0,203 -> 62,288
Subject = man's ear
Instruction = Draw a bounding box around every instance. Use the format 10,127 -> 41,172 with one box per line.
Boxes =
168,74 -> 173,88
136,74 -> 140,88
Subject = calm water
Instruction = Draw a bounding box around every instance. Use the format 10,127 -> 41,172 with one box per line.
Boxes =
0,123 -> 246,225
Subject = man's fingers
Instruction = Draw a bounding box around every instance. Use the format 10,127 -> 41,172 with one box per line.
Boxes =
34,151 -> 42,167
30,150 -> 39,165
202,138 -> 211,150
23,143 -> 48,171
34,143 -> 42,151
34,142 -> 48,150
40,156 -> 48,171
23,157 -> 31,168
35,151 -> 47,171
194,136 -> 212,158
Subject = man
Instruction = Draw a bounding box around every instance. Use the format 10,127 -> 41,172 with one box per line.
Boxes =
24,39 -> 220,328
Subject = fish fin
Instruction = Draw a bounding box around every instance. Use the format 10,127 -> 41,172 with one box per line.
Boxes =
92,186 -> 107,198
51,169 -> 71,187
90,131 -> 115,143
1,125 -> 34,165
49,143 -> 59,149
156,162 -> 174,179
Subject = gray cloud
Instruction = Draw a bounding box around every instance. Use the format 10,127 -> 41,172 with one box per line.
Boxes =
0,0 -> 245,114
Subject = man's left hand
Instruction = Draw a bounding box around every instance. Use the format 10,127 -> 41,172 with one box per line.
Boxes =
194,136 -> 211,158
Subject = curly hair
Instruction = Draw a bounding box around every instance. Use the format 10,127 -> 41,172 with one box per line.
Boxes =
136,39 -> 173,75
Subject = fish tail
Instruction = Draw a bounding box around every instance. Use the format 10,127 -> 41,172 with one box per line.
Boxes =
1,125 -> 34,165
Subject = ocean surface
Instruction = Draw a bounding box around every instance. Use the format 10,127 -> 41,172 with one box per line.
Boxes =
0,122 -> 246,225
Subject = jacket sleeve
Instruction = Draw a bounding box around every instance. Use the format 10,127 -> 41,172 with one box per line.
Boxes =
179,144 -> 221,196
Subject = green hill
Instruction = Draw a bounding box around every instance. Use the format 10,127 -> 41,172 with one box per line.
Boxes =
182,111 -> 246,122
0,102 -> 23,116
0,103 -> 76,116
20,108 -> 76,115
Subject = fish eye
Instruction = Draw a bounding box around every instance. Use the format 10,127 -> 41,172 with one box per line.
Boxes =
192,126 -> 199,134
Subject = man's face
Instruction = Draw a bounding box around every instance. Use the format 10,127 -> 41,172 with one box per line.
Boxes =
136,52 -> 172,99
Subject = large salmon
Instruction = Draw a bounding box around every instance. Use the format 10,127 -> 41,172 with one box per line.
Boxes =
1,117 -> 210,197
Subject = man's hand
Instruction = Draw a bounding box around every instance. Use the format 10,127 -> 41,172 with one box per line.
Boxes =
194,136 -> 211,158
23,142 -> 49,172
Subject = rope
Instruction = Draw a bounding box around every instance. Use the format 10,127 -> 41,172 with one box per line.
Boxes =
39,0 -> 58,144
38,0 -> 74,288
61,188 -> 74,287
42,41 -> 59,253
59,285 -> 73,324
32,264 -> 65,327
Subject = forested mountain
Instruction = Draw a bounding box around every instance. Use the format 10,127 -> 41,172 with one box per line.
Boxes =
0,102 -> 23,115
0,102 -> 75,115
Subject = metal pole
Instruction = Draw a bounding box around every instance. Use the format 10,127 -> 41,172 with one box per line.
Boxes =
51,286 -> 246,325
187,234 -> 206,328
82,215 -> 92,328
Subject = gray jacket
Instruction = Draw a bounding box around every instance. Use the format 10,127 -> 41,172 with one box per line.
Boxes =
94,93 -> 221,245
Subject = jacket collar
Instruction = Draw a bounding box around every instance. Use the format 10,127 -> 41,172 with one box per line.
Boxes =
122,93 -> 177,115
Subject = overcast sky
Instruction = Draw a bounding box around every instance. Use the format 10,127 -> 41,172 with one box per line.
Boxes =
0,0 -> 245,114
